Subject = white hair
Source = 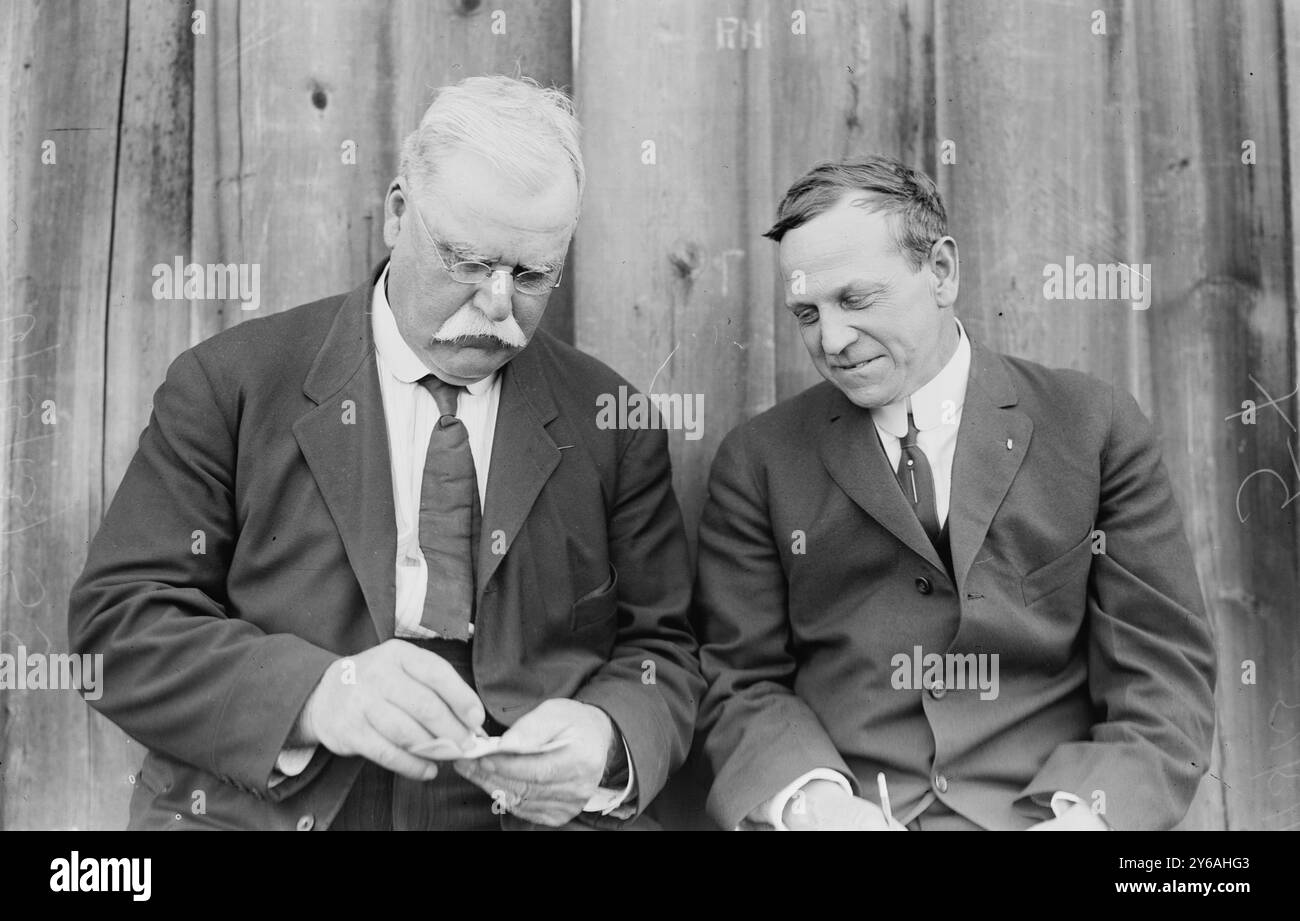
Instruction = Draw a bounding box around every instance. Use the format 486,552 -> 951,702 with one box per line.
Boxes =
399,74 -> 584,207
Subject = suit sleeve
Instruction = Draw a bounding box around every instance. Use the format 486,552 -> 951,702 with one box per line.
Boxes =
694,425 -> 858,831
1018,385 -> 1217,829
67,349 -> 339,801
572,422 -> 704,819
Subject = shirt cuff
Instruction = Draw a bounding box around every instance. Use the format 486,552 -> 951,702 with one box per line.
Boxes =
269,744 -> 317,788
582,736 -> 636,815
761,769 -> 854,831
1050,790 -> 1081,818
1049,790 -> 1110,828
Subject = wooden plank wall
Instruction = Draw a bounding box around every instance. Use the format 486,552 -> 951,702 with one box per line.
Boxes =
2,0 -> 1296,830
1,0 -> 126,832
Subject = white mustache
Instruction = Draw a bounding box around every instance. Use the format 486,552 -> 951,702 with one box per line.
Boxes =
432,304 -> 528,348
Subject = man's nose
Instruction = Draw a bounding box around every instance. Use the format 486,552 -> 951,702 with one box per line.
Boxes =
473,270 -> 514,322
819,312 -> 856,357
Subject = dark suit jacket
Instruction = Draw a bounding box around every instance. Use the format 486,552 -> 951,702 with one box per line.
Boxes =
69,262 -> 702,830
694,339 -> 1216,830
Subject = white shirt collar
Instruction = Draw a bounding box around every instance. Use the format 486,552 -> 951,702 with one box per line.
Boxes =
871,317 -> 971,437
371,262 -> 496,396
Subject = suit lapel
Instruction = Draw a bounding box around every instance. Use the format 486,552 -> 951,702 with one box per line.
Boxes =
293,264 -> 398,641
818,387 -> 947,573
475,337 -> 562,600
947,340 -> 1032,591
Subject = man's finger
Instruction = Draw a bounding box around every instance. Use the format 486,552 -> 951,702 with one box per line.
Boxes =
396,645 -> 486,730
453,757 -> 571,799
467,750 -> 569,784
359,723 -> 440,782
363,697 -> 460,757
452,760 -> 533,812
385,673 -> 481,748
497,705 -> 567,750
453,758 -> 489,784
508,800 -> 581,827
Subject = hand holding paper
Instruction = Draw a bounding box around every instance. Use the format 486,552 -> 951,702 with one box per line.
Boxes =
408,732 -> 569,761
452,698 -> 615,826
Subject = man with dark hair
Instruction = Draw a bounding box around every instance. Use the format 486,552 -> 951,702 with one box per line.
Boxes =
693,154 -> 1216,831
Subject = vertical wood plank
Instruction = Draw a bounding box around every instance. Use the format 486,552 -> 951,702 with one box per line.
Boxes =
1134,0 -> 1298,831
575,0 -> 758,547
95,0 -> 198,831
208,0 -> 402,326
576,0 -> 766,830
190,0 -> 242,348
0,0 -> 126,829
935,0 -> 1147,403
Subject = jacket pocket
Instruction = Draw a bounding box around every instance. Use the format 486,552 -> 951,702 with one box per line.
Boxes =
1021,531 -> 1094,607
571,562 -> 618,630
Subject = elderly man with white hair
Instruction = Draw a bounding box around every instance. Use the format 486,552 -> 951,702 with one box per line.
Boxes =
69,75 -> 703,831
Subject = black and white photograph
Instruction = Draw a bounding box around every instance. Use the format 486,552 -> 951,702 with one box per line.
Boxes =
0,0 -> 1294,897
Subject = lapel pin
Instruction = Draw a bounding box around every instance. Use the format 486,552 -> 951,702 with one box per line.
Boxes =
1006,438 -> 1013,450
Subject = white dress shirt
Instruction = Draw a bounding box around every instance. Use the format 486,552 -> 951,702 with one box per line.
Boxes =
371,268 -> 501,639
760,319 -> 1085,828
869,317 -> 972,527
277,266 -> 632,815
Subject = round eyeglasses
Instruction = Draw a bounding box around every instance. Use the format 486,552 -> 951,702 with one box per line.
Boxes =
406,194 -> 564,296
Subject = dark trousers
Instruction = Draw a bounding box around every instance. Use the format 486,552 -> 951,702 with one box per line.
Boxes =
330,637 -> 502,831
906,797 -> 985,831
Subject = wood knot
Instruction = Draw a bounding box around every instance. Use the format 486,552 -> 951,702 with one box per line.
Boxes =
668,241 -> 704,279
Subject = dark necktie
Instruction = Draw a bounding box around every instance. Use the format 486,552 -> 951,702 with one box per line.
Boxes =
896,410 -> 942,546
416,375 -> 480,641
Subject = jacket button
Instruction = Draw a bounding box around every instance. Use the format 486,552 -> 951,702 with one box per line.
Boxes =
296,814 -> 315,831
928,680 -> 946,700
915,577 -> 933,595
934,773 -> 949,794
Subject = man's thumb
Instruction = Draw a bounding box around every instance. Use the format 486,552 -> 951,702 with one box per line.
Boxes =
498,705 -> 558,750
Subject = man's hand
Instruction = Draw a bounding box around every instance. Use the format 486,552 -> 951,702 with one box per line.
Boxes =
1027,801 -> 1109,830
453,699 -> 614,827
299,639 -> 485,781
780,779 -> 906,831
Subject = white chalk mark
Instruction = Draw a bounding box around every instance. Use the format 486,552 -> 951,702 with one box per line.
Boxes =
0,503 -> 76,535
1224,375 -> 1297,432
0,343 -> 61,365
647,343 -> 679,394
0,432 -> 55,450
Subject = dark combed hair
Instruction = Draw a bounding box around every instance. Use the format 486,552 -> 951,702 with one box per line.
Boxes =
764,155 -> 948,271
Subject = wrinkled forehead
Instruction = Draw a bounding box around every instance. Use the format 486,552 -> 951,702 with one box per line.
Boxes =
777,199 -> 909,297
420,149 -> 579,263
778,196 -> 900,267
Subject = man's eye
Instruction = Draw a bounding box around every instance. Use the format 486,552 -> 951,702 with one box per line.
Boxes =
843,295 -> 870,309
797,309 -> 819,325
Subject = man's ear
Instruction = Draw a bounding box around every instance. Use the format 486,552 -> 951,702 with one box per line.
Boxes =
382,180 -> 405,249
929,236 -> 959,308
